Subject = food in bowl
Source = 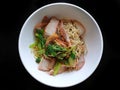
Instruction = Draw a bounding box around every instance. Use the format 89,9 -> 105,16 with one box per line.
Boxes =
29,16 -> 87,75
19,2 -> 103,87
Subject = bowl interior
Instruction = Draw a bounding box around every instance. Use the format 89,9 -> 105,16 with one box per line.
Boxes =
19,3 -> 103,87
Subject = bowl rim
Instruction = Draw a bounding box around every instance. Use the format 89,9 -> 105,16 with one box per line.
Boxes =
18,2 -> 103,88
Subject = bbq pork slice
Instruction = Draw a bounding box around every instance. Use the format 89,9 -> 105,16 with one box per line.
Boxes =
45,17 -> 59,36
34,16 -> 50,31
38,58 -> 55,71
58,21 -> 71,46
48,65 -> 67,75
75,54 -> 85,70
73,20 -> 86,36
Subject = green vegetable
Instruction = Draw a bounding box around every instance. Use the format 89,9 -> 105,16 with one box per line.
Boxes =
45,44 -> 57,57
36,57 -> 41,63
38,49 -> 45,55
53,62 -> 61,75
45,44 -> 67,57
35,29 -> 46,48
29,29 -> 46,64
57,53 -> 67,60
68,51 -> 76,66
37,42 -> 42,49
36,28 -> 44,35
64,60 -> 69,65
70,51 -> 76,59
51,44 -> 67,51
29,43 -> 36,48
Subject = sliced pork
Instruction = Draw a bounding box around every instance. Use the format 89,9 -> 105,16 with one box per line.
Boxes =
48,65 -> 67,75
58,20 -> 71,45
38,58 -> 55,71
75,54 -> 85,70
73,20 -> 86,36
45,17 -> 59,36
34,16 -> 50,31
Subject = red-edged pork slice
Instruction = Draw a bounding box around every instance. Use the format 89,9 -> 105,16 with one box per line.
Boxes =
41,16 -> 50,23
34,16 -> 50,31
45,17 -> 59,36
48,69 -> 54,75
58,21 -> 71,46
48,65 -> 67,75
38,58 -> 55,71
58,65 -> 67,74
73,20 -> 86,36
75,54 -> 85,70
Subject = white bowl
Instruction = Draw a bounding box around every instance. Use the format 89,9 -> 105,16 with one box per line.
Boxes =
18,3 -> 103,88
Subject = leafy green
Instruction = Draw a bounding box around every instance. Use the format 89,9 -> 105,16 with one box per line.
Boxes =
36,57 -> 41,63
35,29 -> 46,48
29,43 -> 36,48
70,51 -> 76,59
51,44 -> 67,51
68,51 -> 76,66
45,44 -> 67,57
53,62 -> 61,76
36,28 -> 44,35
38,49 -> 45,55
45,44 -> 57,57
37,42 -> 42,49
29,29 -> 46,64
57,53 -> 67,60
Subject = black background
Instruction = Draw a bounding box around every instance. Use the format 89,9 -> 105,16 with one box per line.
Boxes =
0,0 -> 120,89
